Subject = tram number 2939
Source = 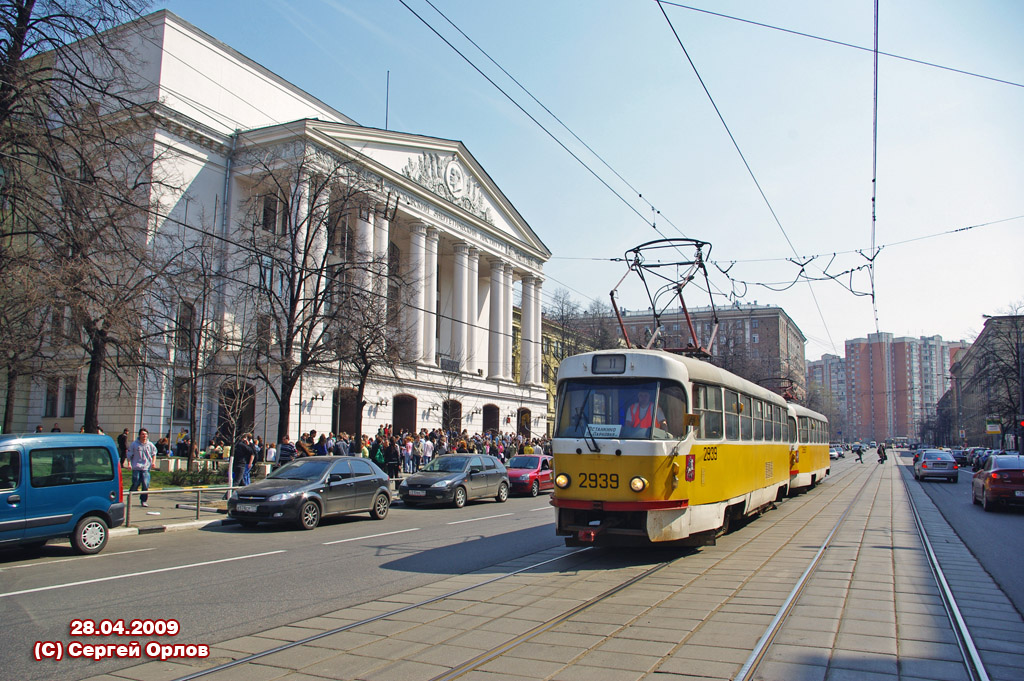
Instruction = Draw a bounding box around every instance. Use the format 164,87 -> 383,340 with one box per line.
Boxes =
578,472 -> 619,489
702,447 -> 719,461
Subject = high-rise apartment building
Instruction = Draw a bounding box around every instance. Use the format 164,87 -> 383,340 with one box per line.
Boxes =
842,333 -> 966,442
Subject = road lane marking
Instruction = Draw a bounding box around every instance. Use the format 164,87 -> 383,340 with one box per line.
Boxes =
0,550 -> 285,599
531,506 -> 552,512
0,547 -> 156,572
322,528 -> 420,545
447,513 -> 512,525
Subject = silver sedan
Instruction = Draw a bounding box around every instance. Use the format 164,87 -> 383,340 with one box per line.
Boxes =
913,449 -> 959,483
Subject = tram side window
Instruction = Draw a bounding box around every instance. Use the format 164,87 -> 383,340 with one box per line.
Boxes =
655,384 -> 688,440
693,384 -> 723,440
753,400 -> 763,441
724,390 -> 740,440
740,395 -> 753,441
798,416 -> 809,444
787,416 -> 797,444
770,405 -> 779,441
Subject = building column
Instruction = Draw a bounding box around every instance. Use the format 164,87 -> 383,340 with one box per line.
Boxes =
466,248 -> 479,375
488,259 -> 504,380
353,206 -> 374,293
422,227 -> 439,366
372,205 -> 389,296
407,223 -> 427,363
532,277 -> 544,385
502,264 -> 513,380
521,275 -> 536,386
451,242 -> 469,369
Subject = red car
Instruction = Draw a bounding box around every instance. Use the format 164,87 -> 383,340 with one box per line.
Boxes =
506,454 -> 554,496
972,454 -> 1024,512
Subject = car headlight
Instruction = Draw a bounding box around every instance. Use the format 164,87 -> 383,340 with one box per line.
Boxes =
267,492 -> 297,502
431,479 -> 452,488
629,476 -> 647,492
555,473 -> 570,489
398,481 -> 408,490
518,474 -> 531,481
229,490 -> 238,500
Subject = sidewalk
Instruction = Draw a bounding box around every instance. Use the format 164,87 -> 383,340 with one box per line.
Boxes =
112,487 -> 235,536
95,456 -> 1024,681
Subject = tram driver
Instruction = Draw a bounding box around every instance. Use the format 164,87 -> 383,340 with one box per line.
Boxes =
623,389 -> 668,435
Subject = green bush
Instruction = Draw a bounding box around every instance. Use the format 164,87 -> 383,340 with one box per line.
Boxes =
167,468 -> 227,487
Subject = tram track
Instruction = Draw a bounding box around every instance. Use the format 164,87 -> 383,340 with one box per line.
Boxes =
168,461 -> 872,681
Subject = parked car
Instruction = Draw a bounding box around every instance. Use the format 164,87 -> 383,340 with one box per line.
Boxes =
228,456 -> 391,530
0,433 -> 125,554
398,454 -> 509,508
913,449 -> 959,483
506,454 -> 554,496
972,454 -> 1024,512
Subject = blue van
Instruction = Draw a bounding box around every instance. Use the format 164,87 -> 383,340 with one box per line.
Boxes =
0,433 -> 125,554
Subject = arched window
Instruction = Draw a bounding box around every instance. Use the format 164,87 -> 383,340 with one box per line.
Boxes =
218,381 -> 255,443
482,404 -> 500,434
393,394 -> 417,434
517,408 -> 531,439
442,400 -> 462,433
332,388 -> 360,435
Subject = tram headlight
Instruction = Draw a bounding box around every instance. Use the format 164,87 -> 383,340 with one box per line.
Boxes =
555,473 -> 571,489
629,476 -> 647,493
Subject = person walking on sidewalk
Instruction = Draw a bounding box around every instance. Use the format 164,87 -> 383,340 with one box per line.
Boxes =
128,428 -> 157,507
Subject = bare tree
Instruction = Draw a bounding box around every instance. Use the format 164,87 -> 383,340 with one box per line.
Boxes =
0,259 -> 53,431
232,140 -> 413,442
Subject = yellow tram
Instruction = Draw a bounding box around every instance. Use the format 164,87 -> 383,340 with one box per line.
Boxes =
551,349 -> 829,547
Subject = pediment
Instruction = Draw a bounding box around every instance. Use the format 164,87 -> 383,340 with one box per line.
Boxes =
306,122 -> 550,262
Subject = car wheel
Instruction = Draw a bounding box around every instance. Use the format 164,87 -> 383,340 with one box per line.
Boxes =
972,487 -> 980,505
72,516 -> 108,555
297,500 -> 321,530
238,520 -> 259,528
495,482 -> 509,503
982,493 -> 994,513
452,486 -> 467,509
370,494 -> 390,520
530,480 -> 540,497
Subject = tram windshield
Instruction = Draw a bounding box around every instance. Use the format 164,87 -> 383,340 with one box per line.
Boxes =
555,378 -> 688,440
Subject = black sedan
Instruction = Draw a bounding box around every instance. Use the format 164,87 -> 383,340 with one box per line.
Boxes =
398,454 -> 509,508
228,456 -> 391,530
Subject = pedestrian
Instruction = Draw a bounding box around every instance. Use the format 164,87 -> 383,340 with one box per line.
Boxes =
384,436 -> 401,479
127,428 -> 157,507
175,427 -> 189,457
233,433 -> 256,486
314,433 -> 329,456
117,428 -> 129,467
278,435 -> 297,465
855,445 -> 864,463
265,441 -> 277,468
34,425 -> 43,433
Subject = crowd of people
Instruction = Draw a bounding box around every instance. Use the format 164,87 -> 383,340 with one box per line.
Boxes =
219,425 -> 553,485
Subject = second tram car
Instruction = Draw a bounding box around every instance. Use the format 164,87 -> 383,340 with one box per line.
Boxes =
552,349 -> 829,547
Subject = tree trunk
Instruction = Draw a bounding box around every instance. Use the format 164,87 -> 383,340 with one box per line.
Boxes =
276,375 -> 297,443
83,333 -> 106,434
3,368 -> 18,434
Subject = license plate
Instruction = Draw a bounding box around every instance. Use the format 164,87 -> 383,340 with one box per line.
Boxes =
1015,491 -> 1024,498
237,503 -> 258,512
409,490 -> 426,497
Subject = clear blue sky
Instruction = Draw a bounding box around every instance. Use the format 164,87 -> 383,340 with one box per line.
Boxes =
158,0 -> 1024,360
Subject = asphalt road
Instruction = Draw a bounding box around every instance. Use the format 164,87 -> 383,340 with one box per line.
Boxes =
899,450 -> 1024,616
0,493 -> 563,681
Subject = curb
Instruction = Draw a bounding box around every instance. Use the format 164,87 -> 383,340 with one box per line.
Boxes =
112,517 -> 240,537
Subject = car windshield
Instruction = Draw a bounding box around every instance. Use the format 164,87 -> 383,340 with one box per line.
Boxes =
555,378 -> 688,440
268,459 -> 331,480
422,456 -> 469,473
508,456 -> 540,469
923,451 -> 952,461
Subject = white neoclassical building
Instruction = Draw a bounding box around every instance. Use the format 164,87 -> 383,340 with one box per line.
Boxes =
13,11 -> 550,445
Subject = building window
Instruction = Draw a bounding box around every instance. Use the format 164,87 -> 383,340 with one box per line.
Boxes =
752,333 -> 759,344
176,301 -> 195,350
44,378 -> 59,418
261,195 -> 280,234
173,377 -> 190,421
61,377 -> 77,418
752,319 -> 759,328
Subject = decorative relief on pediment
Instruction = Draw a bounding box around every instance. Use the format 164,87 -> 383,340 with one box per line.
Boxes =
401,152 -> 494,225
